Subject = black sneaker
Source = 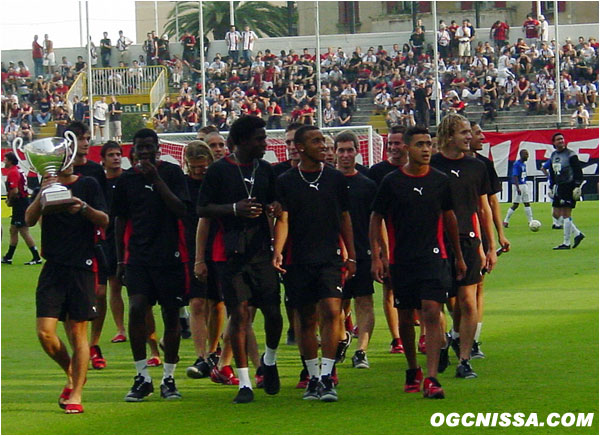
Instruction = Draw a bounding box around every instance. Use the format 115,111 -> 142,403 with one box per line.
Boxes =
233,386 -> 254,404
1,257 -> 12,264
471,341 -> 486,359
186,357 -> 211,379
438,332 -> 451,373
302,376 -> 320,400
335,331 -> 352,363
124,374 -> 154,402
160,376 -> 182,399
573,233 -> 585,249
24,258 -> 42,265
456,359 -> 478,379
351,350 -> 370,369
553,244 -> 570,250
261,354 -> 280,395
450,336 -> 461,359
286,328 -> 296,346
552,224 -> 563,229
319,375 -> 338,402
206,352 -> 219,370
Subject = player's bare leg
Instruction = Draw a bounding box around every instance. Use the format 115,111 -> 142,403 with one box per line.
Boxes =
207,300 -> 225,353
63,319 -> 90,406
109,276 -> 126,339
398,309 -> 418,369
37,317 -> 74,400
90,285 -> 107,347
145,308 -> 161,362
189,297 -> 208,359
383,282 -> 402,352
355,295 -> 374,352
457,284 -> 478,362
421,300 -> 442,379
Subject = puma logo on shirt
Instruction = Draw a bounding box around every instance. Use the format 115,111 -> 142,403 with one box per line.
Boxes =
413,187 -> 424,195
450,169 -> 461,178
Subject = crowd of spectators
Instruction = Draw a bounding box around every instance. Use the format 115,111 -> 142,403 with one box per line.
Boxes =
2,18 -> 598,144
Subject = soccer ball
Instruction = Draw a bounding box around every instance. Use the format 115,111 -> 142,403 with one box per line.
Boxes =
529,220 -> 542,232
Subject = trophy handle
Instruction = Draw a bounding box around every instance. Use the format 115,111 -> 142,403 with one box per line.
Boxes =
11,137 -> 33,172
63,130 -> 79,171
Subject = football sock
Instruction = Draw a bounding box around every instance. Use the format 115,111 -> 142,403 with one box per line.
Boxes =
558,216 -> 564,226
552,215 -> 561,226
563,218 -> 572,245
570,220 -> 581,236
28,246 -> 40,260
451,329 -> 460,340
237,367 -> 252,389
504,208 -> 514,222
524,207 -> 533,222
474,322 -> 483,342
163,363 -> 176,381
5,245 -> 16,259
263,346 -> 277,366
305,358 -> 320,379
135,359 -> 151,382
320,358 -> 336,378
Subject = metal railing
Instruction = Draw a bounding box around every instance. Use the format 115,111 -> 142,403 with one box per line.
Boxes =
149,68 -> 168,117
65,72 -> 86,116
88,65 -> 167,96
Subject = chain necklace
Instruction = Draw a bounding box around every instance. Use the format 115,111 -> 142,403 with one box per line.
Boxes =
231,152 -> 259,199
298,162 -> 324,191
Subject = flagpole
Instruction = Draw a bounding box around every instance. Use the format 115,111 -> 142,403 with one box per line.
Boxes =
199,1 -> 207,126
433,1 -> 440,126
315,1 -> 322,128
86,1 -> 94,141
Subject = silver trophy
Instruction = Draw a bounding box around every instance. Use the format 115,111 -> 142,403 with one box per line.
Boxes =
12,131 -> 78,214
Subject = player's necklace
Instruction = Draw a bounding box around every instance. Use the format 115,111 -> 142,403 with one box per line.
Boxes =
232,152 -> 259,199
298,162 -> 324,191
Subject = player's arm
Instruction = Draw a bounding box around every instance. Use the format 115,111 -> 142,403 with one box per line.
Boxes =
512,174 -> 520,192
140,162 -> 187,217
25,174 -> 57,227
570,154 -> 584,186
114,216 -> 127,284
272,211 -> 289,274
478,194 -> 497,272
6,187 -> 18,206
66,197 -> 109,228
443,210 -> 467,280
369,211 -> 388,283
340,211 -> 357,279
194,217 -> 210,281
488,193 -> 510,251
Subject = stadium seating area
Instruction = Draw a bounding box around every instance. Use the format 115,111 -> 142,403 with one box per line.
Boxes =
1,26 -> 598,146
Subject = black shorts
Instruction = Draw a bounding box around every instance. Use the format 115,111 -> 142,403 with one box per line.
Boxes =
36,262 -> 98,322
187,260 -> 224,302
97,238 -> 117,285
284,261 -> 344,309
390,259 -> 450,310
221,256 -> 280,309
342,260 -> 374,300
125,264 -> 187,309
448,237 -> 482,297
10,197 -> 29,228
552,182 -> 577,209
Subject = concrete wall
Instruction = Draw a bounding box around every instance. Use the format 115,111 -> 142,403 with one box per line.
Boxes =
3,23 -> 598,75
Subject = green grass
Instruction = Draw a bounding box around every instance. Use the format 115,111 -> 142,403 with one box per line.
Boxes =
1,202 -> 598,434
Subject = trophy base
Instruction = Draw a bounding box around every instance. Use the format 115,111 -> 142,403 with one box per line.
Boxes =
41,189 -> 77,215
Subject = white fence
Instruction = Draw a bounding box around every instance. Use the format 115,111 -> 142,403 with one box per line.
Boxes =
87,65 -> 167,96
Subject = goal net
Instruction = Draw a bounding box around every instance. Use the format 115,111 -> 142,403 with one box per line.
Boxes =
158,125 -> 384,168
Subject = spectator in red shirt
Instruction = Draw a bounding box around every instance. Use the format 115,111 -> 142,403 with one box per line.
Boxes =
522,15 -> 540,46
266,100 -> 282,129
490,20 -> 510,51
32,35 -> 44,78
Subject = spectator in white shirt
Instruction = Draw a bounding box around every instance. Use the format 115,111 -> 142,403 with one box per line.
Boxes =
571,104 -> 589,127
225,25 -> 241,63
241,25 -> 258,63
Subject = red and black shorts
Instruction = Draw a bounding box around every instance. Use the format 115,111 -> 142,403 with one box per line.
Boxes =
125,263 -> 187,309
283,260 -> 344,309
342,259 -> 374,300
390,258 -> 451,310
36,261 -> 98,322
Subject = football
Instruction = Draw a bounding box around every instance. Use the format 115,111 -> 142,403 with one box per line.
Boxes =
529,219 -> 542,232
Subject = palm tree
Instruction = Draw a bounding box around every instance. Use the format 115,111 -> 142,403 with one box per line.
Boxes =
163,1 -> 294,41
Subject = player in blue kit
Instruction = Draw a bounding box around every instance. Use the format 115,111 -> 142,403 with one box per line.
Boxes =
503,149 -> 535,227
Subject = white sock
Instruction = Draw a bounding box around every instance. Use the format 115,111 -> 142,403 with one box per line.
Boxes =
237,367 -> 252,389
570,221 -> 581,236
451,329 -> 460,339
135,359 -> 151,382
474,322 -> 483,342
305,358 -> 320,379
552,215 -> 560,226
558,216 -> 564,225
163,363 -> 176,381
504,208 -> 515,223
563,218 -> 572,245
524,207 -> 533,223
320,358 -> 336,378
263,346 -> 277,366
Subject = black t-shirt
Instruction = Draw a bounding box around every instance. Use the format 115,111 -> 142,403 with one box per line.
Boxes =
276,165 -> 350,265
475,153 -> 501,194
272,160 -> 293,177
430,153 -> 490,237
356,163 -> 369,176
108,102 -> 122,121
372,167 -> 452,265
41,176 -> 107,270
198,156 -> 275,261
100,38 -> 111,54
112,161 -> 191,266
39,101 -> 51,113
345,172 -> 377,260
74,160 -> 107,194
104,174 -> 121,242
367,160 -> 401,186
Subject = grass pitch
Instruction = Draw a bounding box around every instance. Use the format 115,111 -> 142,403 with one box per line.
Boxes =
1,202 -> 598,435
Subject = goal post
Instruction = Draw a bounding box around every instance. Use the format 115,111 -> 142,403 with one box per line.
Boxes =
157,125 -> 384,168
